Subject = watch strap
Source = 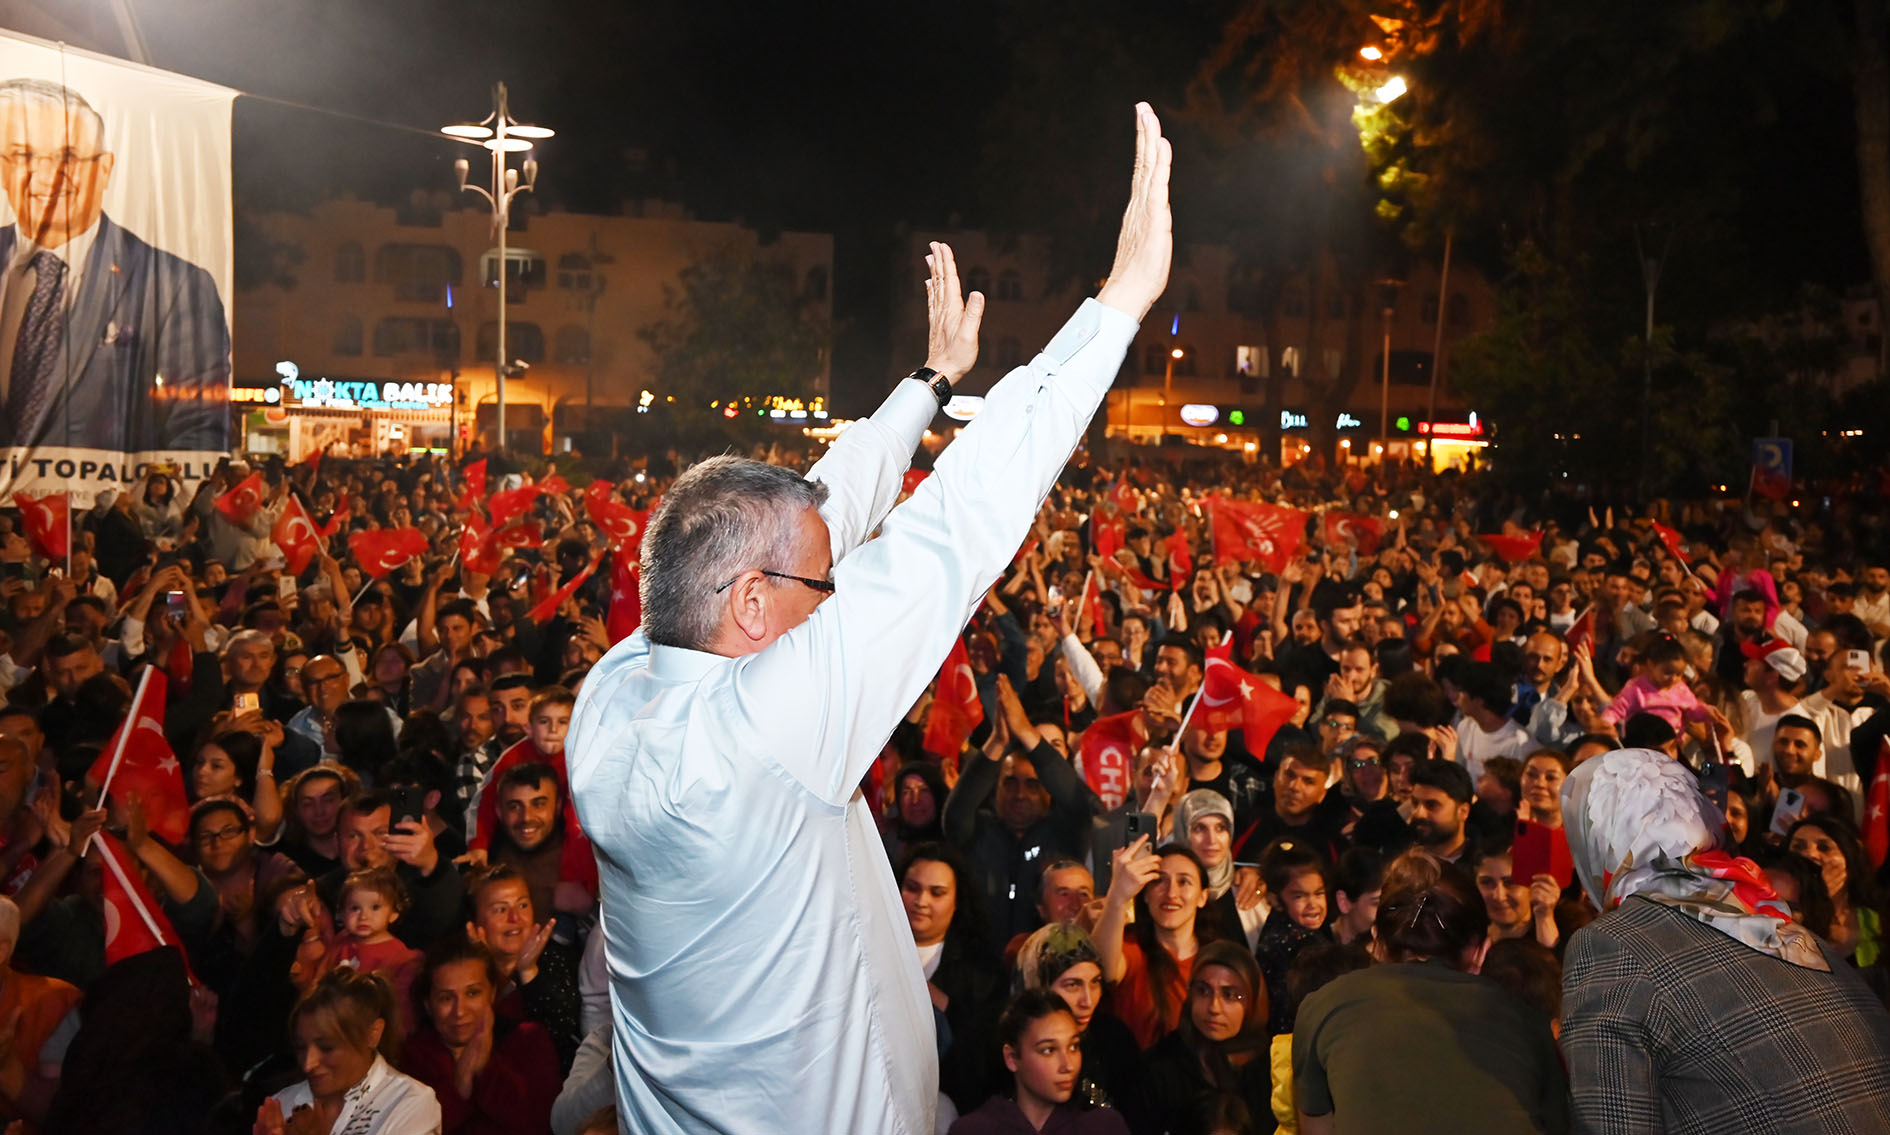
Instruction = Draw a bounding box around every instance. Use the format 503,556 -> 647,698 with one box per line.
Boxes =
908,367 -> 952,407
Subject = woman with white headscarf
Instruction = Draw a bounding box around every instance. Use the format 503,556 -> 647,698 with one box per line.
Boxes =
1559,747 -> 1890,1135
1174,789 -> 1266,949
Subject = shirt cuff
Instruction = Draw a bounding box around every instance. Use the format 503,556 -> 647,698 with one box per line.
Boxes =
874,377 -> 942,453
1039,299 -> 1141,398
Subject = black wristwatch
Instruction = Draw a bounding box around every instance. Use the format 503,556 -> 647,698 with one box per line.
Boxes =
907,367 -> 952,407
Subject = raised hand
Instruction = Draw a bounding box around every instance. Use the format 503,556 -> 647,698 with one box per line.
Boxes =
1096,103 -> 1174,322
923,242 -> 984,383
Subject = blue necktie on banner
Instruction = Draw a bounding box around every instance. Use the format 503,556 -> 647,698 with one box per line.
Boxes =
8,251 -> 66,439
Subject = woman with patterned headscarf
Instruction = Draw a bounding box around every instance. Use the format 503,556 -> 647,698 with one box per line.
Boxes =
1016,922 -> 1147,1125
1174,789 -> 1267,949
1560,747 -> 1890,1134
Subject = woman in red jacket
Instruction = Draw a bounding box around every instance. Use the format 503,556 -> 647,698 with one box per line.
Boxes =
401,936 -> 562,1135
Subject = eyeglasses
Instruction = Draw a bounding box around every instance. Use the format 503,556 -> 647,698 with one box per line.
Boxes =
304,670 -> 347,686
1348,756 -> 1383,769
2,149 -> 106,174
195,824 -> 247,845
714,570 -> 835,594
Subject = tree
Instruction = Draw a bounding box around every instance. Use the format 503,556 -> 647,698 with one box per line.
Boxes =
638,244 -> 830,437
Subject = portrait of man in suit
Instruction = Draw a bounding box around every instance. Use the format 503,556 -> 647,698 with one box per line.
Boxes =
0,77 -> 228,453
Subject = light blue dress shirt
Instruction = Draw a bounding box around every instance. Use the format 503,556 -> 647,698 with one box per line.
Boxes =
567,299 -> 1139,1134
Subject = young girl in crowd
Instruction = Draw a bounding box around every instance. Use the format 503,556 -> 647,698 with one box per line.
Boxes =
1601,631 -> 1712,733
1254,839 -> 1333,1034
293,866 -> 424,1029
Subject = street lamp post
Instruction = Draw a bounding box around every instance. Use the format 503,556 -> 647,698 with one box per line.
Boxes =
1376,279 -> 1404,465
444,83 -> 553,454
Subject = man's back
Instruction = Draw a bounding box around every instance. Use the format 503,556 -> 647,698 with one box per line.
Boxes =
570,635 -> 936,1134
1562,895 -> 1890,1135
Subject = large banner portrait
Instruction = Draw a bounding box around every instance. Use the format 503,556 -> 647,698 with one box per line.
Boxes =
0,31 -> 235,506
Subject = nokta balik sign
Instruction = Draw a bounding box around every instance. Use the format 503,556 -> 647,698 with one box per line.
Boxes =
0,31 -> 236,507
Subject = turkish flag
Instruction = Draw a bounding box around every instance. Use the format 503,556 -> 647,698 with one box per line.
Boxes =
319,501 -> 351,541
1865,740 -> 1889,868
349,527 -> 430,578
902,468 -> 931,495
96,832 -> 181,966
214,473 -> 266,528
1652,520 -> 1690,564
1164,527 -> 1192,587
1081,571 -> 1108,638
585,481 -> 649,553
1194,637 -> 1299,754
1110,478 -> 1138,517
459,508 -> 502,576
487,483 -> 543,528
607,553 -> 642,643
526,555 -> 601,623
539,474 -> 571,496
271,495 -> 324,575
1565,606 -> 1597,655
1479,531 -> 1543,564
491,520 -> 539,551
300,447 -> 323,474
15,491 -> 67,560
462,458 -> 488,500
1077,711 -> 1143,811
1205,497 -> 1307,573
88,669 -> 189,844
922,636 -> 985,759
1322,511 -> 1383,556
1093,512 -> 1125,563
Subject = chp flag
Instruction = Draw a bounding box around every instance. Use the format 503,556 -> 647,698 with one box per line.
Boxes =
0,30 -> 237,507
1077,711 -> 1143,811
1204,496 -> 1307,574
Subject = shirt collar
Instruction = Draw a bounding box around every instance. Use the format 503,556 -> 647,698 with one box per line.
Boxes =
647,642 -> 731,682
15,216 -> 100,277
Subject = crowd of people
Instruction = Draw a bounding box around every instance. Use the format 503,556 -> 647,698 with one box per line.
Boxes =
0,431 -> 1886,1133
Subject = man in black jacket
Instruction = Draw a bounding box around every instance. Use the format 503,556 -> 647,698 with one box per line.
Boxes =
943,675 -> 1092,942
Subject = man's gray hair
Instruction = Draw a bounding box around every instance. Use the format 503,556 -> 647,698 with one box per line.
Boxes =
0,78 -> 105,141
222,627 -> 274,658
641,456 -> 828,650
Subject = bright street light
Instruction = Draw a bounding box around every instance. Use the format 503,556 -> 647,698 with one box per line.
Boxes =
1374,75 -> 1408,103
1359,45 -> 1384,61
443,82 -> 552,453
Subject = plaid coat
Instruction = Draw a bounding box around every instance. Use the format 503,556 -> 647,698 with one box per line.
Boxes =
1562,895 -> 1890,1134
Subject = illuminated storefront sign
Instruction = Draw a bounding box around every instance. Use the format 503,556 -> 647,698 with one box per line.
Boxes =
943,395 -> 984,421
273,362 -> 453,413
1179,403 -> 1219,427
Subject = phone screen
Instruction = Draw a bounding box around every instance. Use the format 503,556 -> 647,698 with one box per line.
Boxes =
1771,788 -> 1808,837
165,590 -> 189,620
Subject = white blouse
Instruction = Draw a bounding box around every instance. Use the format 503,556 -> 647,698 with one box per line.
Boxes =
269,1054 -> 442,1135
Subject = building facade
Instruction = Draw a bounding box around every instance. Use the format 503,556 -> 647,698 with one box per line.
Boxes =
889,229 -> 1499,468
234,195 -> 832,457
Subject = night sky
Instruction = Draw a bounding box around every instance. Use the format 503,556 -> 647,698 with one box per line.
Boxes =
118,0 -> 1872,405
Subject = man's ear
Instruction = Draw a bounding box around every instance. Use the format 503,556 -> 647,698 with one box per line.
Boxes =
726,573 -> 771,645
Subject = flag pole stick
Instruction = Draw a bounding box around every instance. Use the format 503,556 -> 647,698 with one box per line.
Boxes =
63,490 -> 71,578
1168,630 -> 1231,754
94,664 -> 155,808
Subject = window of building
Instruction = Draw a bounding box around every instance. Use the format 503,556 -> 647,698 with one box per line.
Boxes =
1323,348 -> 1343,378
1144,342 -> 1169,374
482,251 -> 546,300
1447,292 -> 1470,328
477,320 -> 546,364
555,325 -> 591,364
334,242 -> 365,284
375,244 -> 463,303
1283,285 -> 1307,319
557,252 -> 593,291
965,266 -> 991,297
332,315 -> 363,357
372,317 -> 459,359
1174,344 -> 1198,377
996,269 -> 1022,302
1421,291 -> 1440,324
1281,346 -> 1302,378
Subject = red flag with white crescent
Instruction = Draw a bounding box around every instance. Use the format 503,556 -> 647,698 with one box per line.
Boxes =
214,472 -> 266,528
1651,520 -> 1690,564
922,636 -> 985,758
607,553 -> 642,644
1322,511 -> 1383,556
460,507 -> 503,576
1077,711 -> 1144,811
1110,479 -> 1138,517
1204,496 -> 1307,574
15,491 -> 67,560
1195,637 -> 1300,753
87,670 -> 189,844
271,495 -> 324,575
97,832 -> 181,966
487,483 -> 543,528
1164,527 -> 1192,588
1865,739 -> 1890,868
1565,606 -> 1597,656
1093,512 -> 1125,563
349,527 -> 430,578
585,481 -> 649,553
